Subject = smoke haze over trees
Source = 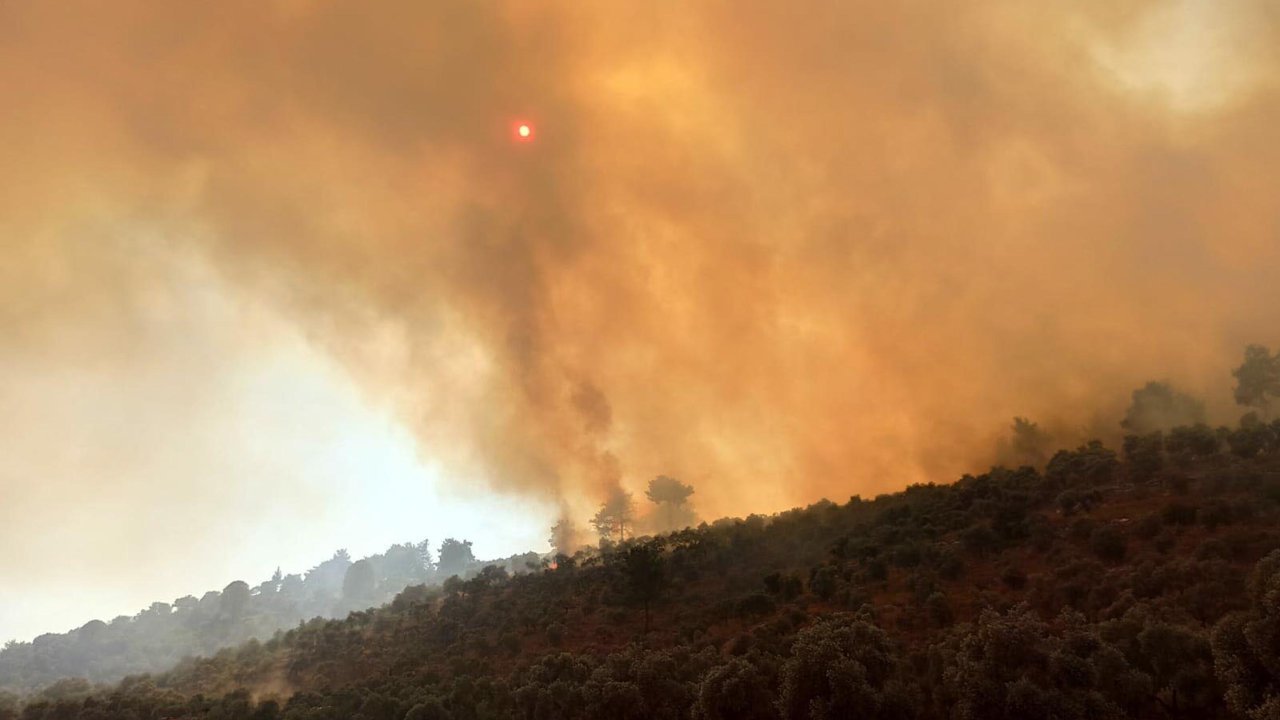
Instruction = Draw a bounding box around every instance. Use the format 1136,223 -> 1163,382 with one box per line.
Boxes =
1234,345 -> 1280,422
1121,381 -> 1207,435
644,476 -> 699,534
3,1 -> 1280,577
3,0 -> 1280,709
5,402 -> 1280,718
0,539 -> 537,693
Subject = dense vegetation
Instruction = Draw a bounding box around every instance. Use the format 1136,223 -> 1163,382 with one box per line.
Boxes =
4,417 -> 1280,719
5,345 -> 1280,719
0,540 -> 538,693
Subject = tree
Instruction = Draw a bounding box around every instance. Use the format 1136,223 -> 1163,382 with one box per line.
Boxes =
623,542 -> 666,635
1233,345 -> 1280,420
437,538 -> 475,579
645,475 -> 698,533
342,559 -> 377,606
1131,619 -> 1217,715
809,565 -> 839,600
1212,550 -> 1280,718
1121,381 -> 1205,435
1122,433 -> 1163,483
404,698 -> 451,720
996,417 -> 1052,468
220,581 -> 250,620
306,549 -> 353,594
1089,525 -> 1127,562
381,542 -> 430,588
938,606 -> 1137,720
697,658 -> 780,720
1164,424 -> 1219,465
592,488 -> 636,545
1228,420 -> 1278,460
549,513 -> 579,556
927,591 -> 955,627
645,474 -> 693,505
777,614 -> 909,719
1045,441 -> 1119,490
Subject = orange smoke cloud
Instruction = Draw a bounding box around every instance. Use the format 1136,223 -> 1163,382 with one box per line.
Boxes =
2,0 -> 1279,529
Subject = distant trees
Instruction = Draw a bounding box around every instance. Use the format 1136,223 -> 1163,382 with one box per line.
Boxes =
381,541 -> 432,588
996,417 -> 1053,468
549,513 -> 579,556
1228,419 -> 1279,459
342,559 -> 377,607
645,475 -> 698,533
1046,441 -> 1118,490
306,550 -> 353,595
1121,381 -> 1206,435
437,538 -> 475,579
1233,345 -> 1280,420
0,535 -> 551,694
592,488 -> 636,545
1122,433 -> 1164,483
575,476 -> 699,547
219,581 -> 250,620
1164,424 -> 1219,465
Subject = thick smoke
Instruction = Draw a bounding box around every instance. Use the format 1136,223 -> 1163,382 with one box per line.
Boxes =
2,0 -> 1279,532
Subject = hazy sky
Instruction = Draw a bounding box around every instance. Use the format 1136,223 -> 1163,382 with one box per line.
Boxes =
0,241 -> 555,642
2,0 -> 1278,642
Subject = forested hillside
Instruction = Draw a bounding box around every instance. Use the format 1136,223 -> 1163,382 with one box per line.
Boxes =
6,414 -> 1280,719
8,345 -> 1280,719
0,539 -> 538,693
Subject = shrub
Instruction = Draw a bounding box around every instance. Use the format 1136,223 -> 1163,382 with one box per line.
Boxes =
545,622 -> 566,648
1133,513 -> 1163,539
736,593 -> 777,617
865,559 -> 889,582
763,572 -> 803,600
1162,502 -> 1199,526
808,566 -> 838,601
1069,517 -> 1097,541
937,550 -> 965,580
1000,566 -> 1028,590
1057,488 -> 1102,516
1200,500 -> 1235,531
926,592 -> 954,627
1122,433 -> 1164,482
1090,525 -> 1127,562
1195,539 -> 1229,561
961,525 -> 998,556
1165,424 -> 1219,464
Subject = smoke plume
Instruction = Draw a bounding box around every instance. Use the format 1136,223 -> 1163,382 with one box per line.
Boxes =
3,0 -> 1280,531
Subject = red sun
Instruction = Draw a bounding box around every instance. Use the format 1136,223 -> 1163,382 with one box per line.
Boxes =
513,121 -> 535,142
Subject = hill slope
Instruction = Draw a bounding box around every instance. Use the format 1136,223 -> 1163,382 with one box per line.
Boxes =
0,540 -> 539,694
7,422 -> 1280,719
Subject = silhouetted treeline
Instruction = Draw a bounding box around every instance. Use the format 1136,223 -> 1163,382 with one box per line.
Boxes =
0,539 -> 539,694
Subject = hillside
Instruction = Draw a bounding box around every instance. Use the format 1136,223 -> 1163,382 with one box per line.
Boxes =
0,541 -> 539,694
6,420 -> 1280,719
